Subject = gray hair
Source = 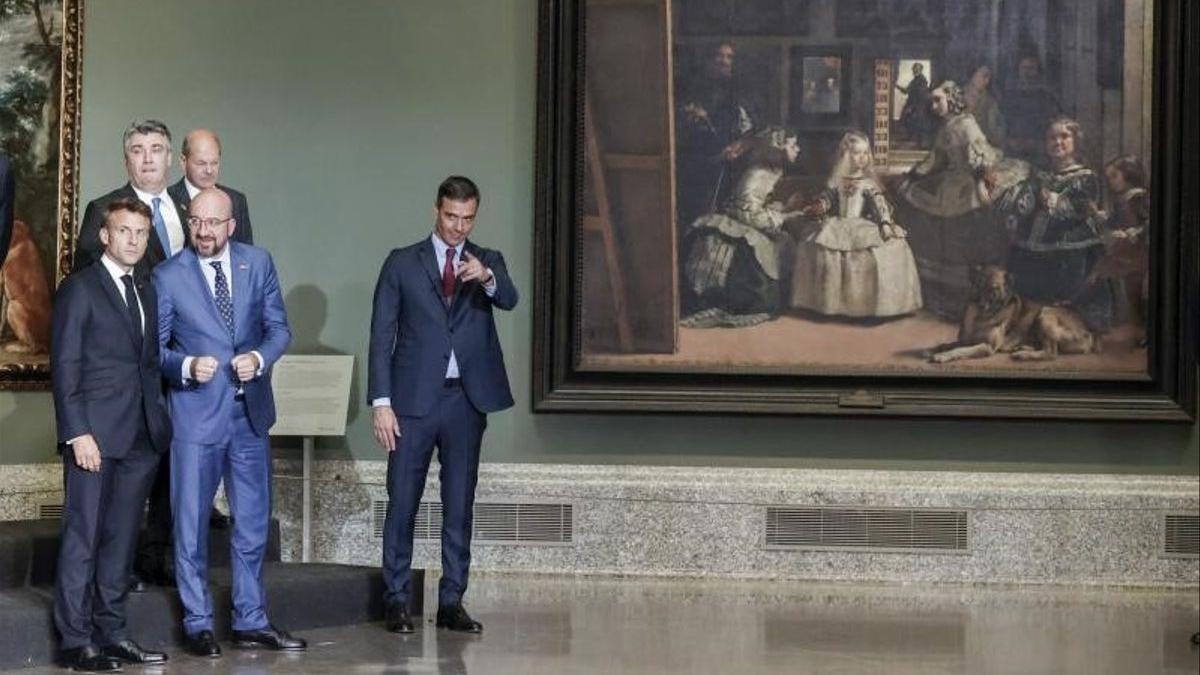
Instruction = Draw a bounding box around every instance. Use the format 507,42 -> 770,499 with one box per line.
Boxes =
122,119 -> 172,152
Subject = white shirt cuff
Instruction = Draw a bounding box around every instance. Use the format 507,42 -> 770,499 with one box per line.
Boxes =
372,397 -> 391,408
483,269 -> 497,297
182,356 -> 194,382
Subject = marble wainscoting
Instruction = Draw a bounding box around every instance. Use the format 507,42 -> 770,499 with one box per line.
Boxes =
270,461 -> 1200,588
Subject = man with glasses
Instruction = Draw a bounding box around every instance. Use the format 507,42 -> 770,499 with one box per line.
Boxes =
154,188 -> 302,657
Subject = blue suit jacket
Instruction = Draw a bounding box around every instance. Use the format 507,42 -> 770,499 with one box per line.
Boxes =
51,262 -> 172,457
154,242 -> 292,443
367,238 -> 517,417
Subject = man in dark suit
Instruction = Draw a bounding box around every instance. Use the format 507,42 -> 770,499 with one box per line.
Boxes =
167,129 -> 254,245
51,199 -> 172,671
368,175 -> 518,634
0,154 -> 14,269
155,188 -> 302,657
74,121 -> 187,279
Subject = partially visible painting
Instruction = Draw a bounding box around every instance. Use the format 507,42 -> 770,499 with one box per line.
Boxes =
0,0 -> 82,390
533,0 -> 1198,419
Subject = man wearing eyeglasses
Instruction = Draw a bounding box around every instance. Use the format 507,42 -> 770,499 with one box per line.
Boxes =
168,129 -> 255,246
153,188 -> 301,657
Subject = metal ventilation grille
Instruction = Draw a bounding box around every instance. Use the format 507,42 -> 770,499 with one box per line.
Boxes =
765,506 -> 969,553
1163,513 -> 1199,558
38,503 -> 64,519
373,501 -> 573,546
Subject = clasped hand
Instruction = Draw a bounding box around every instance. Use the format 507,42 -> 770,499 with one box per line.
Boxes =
190,353 -> 260,383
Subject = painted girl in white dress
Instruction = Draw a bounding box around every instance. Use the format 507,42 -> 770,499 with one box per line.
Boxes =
791,131 -> 922,318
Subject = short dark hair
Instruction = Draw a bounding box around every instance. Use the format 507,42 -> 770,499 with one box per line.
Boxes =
1105,154 -> 1147,189
104,197 -> 152,226
436,175 -> 480,207
122,119 -> 172,152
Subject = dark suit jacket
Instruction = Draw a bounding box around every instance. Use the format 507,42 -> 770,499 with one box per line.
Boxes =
0,155 -> 13,269
368,237 -> 517,417
75,184 -> 188,279
167,178 -> 255,245
51,261 -> 172,457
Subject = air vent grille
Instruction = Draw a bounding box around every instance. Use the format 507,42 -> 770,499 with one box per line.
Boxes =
1163,513 -> 1199,558
38,503 -> 64,519
765,506 -> 969,553
373,501 -> 573,546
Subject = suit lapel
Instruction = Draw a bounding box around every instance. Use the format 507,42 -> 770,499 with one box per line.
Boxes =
417,240 -> 445,306
184,248 -> 226,331
230,243 -> 251,343
90,262 -> 140,350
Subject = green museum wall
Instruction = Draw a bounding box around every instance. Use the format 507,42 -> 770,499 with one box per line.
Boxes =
1,0 -> 1196,474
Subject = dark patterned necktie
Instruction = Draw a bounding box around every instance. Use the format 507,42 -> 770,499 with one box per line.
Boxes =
210,261 -> 234,339
442,247 -> 456,305
120,274 -> 143,351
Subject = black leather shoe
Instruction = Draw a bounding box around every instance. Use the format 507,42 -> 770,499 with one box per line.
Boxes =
184,630 -> 221,658
101,639 -> 166,664
127,574 -> 147,594
209,511 -> 232,529
436,604 -> 482,633
232,625 -> 307,651
385,603 -> 415,633
61,646 -> 122,672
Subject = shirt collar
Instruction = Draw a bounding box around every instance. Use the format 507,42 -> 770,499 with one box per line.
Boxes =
99,252 -> 134,285
430,233 -> 466,261
198,244 -> 232,267
184,178 -> 202,199
130,183 -> 169,204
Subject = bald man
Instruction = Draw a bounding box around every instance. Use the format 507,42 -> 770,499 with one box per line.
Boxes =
168,129 -> 254,245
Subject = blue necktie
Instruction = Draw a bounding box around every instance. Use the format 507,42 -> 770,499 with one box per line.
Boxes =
151,197 -> 170,255
211,261 -> 234,339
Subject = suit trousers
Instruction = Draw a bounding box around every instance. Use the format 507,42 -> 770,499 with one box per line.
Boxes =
54,427 -> 159,650
171,401 -> 272,635
382,381 -> 486,607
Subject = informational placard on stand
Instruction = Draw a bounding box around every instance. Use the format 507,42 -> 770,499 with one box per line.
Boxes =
270,354 -> 354,437
269,354 -> 354,562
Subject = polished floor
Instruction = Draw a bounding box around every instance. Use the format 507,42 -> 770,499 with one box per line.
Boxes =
9,574 -> 1198,674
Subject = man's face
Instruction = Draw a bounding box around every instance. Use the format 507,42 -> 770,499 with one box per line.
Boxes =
99,209 -> 151,269
183,136 -> 221,189
188,192 -> 235,257
930,90 -> 951,117
124,132 -> 172,193
710,44 -> 735,79
1045,123 -> 1076,162
1018,57 -> 1040,84
433,198 -> 478,248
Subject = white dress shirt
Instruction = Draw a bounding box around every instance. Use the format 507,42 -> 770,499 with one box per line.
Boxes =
131,184 -> 185,256
184,177 -> 202,199
99,253 -> 145,332
371,234 -> 496,409
181,245 -> 262,382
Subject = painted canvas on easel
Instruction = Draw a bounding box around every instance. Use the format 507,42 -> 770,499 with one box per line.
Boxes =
579,0 -> 1154,378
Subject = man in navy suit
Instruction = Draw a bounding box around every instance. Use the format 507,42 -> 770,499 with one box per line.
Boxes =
51,199 -> 172,671
154,188 -> 302,656
368,175 -> 518,634
167,129 -> 255,246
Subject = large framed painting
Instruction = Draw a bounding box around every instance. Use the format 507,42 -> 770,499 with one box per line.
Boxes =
0,0 -> 82,390
533,0 -> 1198,420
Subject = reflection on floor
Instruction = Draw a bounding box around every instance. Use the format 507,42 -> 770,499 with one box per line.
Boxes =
582,309 -> 1147,375
8,574 -> 1196,674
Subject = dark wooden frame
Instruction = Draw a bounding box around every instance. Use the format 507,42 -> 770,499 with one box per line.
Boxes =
533,0 -> 1198,421
0,0 -> 84,390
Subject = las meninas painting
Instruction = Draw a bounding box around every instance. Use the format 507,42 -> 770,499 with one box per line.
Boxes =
578,0 -> 1157,378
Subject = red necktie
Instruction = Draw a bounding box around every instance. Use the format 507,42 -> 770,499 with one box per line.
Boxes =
442,247 -> 457,303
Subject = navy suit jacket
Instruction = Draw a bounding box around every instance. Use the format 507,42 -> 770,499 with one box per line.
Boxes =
154,242 -> 291,443
0,155 -> 13,269
167,178 -> 255,245
51,262 -> 172,457
75,184 -> 188,278
368,238 -> 517,417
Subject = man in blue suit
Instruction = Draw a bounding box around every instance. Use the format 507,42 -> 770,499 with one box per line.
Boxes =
154,188 -> 303,656
51,199 -> 171,671
368,175 -> 517,634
